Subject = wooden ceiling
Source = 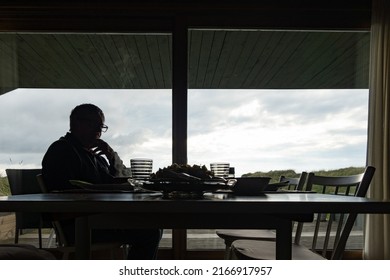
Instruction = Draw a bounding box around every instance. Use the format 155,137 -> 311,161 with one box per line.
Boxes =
0,0 -> 371,94
0,30 -> 369,93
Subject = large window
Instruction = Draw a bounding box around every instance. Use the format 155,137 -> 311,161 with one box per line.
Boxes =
187,29 -> 370,176
0,27 -> 371,255
0,32 -> 173,248
187,29 -> 370,251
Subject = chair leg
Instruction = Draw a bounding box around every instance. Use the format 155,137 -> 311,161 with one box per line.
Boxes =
230,247 -> 238,259
122,244 -> 130,258
38,227 -> 43,249
47,229 -> 56,248
14,228 -> 19,244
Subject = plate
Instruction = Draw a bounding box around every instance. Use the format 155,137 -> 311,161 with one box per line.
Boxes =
141,178 -> 236,198
69,180 -> 134,192
264,181 -> 290,191
231,181 -> 289,195
230,177 -> 271,194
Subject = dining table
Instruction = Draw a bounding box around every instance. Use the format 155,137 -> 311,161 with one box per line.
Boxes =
1,191 -> 390,260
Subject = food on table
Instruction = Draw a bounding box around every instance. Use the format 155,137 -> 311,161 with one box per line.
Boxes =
151,163 -> 214,181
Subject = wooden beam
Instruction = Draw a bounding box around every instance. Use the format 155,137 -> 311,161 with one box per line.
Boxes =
0,1 -> 371,32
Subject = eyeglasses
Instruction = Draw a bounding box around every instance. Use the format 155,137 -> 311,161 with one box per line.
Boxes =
100,124 -> 109,133
79,118 -> 108,133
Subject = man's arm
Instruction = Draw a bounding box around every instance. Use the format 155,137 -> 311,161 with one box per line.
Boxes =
93,139 -> 130,178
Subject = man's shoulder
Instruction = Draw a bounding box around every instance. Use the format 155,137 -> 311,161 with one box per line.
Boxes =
43,135 -> 82,166
45,135 -> 82,158
47,137 -> 73,151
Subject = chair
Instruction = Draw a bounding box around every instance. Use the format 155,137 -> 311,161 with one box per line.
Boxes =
5,168 -> 55,248
230,166 -> 375,260
216,172 -> 308,259
36,174 -> 127,259
279,173 -> 307,190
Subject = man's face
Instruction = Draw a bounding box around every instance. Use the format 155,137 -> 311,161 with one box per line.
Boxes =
73,112 -> 105,148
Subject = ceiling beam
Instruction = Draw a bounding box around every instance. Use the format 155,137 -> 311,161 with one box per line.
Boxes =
0,0 -> 371,32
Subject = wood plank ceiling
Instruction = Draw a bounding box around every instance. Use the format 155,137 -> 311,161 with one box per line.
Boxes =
0,29 -> 370,94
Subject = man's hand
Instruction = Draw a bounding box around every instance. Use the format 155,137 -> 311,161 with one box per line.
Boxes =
92,139 -> 115,162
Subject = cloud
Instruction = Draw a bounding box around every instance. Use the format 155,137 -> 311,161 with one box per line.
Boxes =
188,89 -> 369,175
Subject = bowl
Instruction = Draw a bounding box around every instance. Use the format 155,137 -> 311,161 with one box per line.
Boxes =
230,177 -> 271,195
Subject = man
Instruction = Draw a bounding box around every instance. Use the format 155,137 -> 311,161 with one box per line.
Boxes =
42,103 -> 161,259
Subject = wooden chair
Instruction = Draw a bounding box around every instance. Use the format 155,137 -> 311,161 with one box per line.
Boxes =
230,166 -> 375,260
5,169 -> 55,248
36,174 -> 127,259
216,172 -> 308,259
279,173 -> 307,190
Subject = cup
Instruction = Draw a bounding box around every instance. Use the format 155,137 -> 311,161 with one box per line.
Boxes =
210,162 -> 230,178
130,158 -> 153,180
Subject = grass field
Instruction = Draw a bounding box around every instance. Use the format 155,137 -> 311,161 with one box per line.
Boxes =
0,176 -> 10,196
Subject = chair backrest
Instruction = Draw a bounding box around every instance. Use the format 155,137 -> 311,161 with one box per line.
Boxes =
6,169 -> 43,195
279,172 -> 308,191
5,169 -> 50,229
36,173 -> 48,193
295,166 -> 375,259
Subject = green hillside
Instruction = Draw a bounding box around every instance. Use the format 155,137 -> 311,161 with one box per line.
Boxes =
242,166 -> 366,183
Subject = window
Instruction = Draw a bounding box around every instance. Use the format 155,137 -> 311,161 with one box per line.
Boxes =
0,32 -> 173,248
0,27 -> 371,255
187,29 -> 370,251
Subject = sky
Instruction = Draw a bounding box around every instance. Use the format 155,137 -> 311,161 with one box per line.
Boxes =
0,88 -> 369,177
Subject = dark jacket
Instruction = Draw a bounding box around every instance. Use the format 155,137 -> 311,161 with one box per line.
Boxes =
42,132 -> 116,192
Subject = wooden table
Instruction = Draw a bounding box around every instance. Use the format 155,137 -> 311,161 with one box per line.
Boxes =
1,192 -> 390,259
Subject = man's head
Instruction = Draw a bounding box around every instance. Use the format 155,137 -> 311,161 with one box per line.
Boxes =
69,104 -> 108,148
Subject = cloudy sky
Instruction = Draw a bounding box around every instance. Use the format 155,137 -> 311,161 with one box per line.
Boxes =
0,88 -> 368,177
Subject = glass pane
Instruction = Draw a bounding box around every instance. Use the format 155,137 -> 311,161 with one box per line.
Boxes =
187,29 -> 369,251
0,32 -> 172,248
188,89 -> 368,176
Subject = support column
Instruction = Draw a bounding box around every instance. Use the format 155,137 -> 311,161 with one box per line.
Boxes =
172,16 -> 188,165
172,16 -> 188,259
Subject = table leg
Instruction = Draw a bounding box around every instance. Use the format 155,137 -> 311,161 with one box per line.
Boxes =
275,220 -> 292,260
75,216 -> 91,260
173,229 -> 187,259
